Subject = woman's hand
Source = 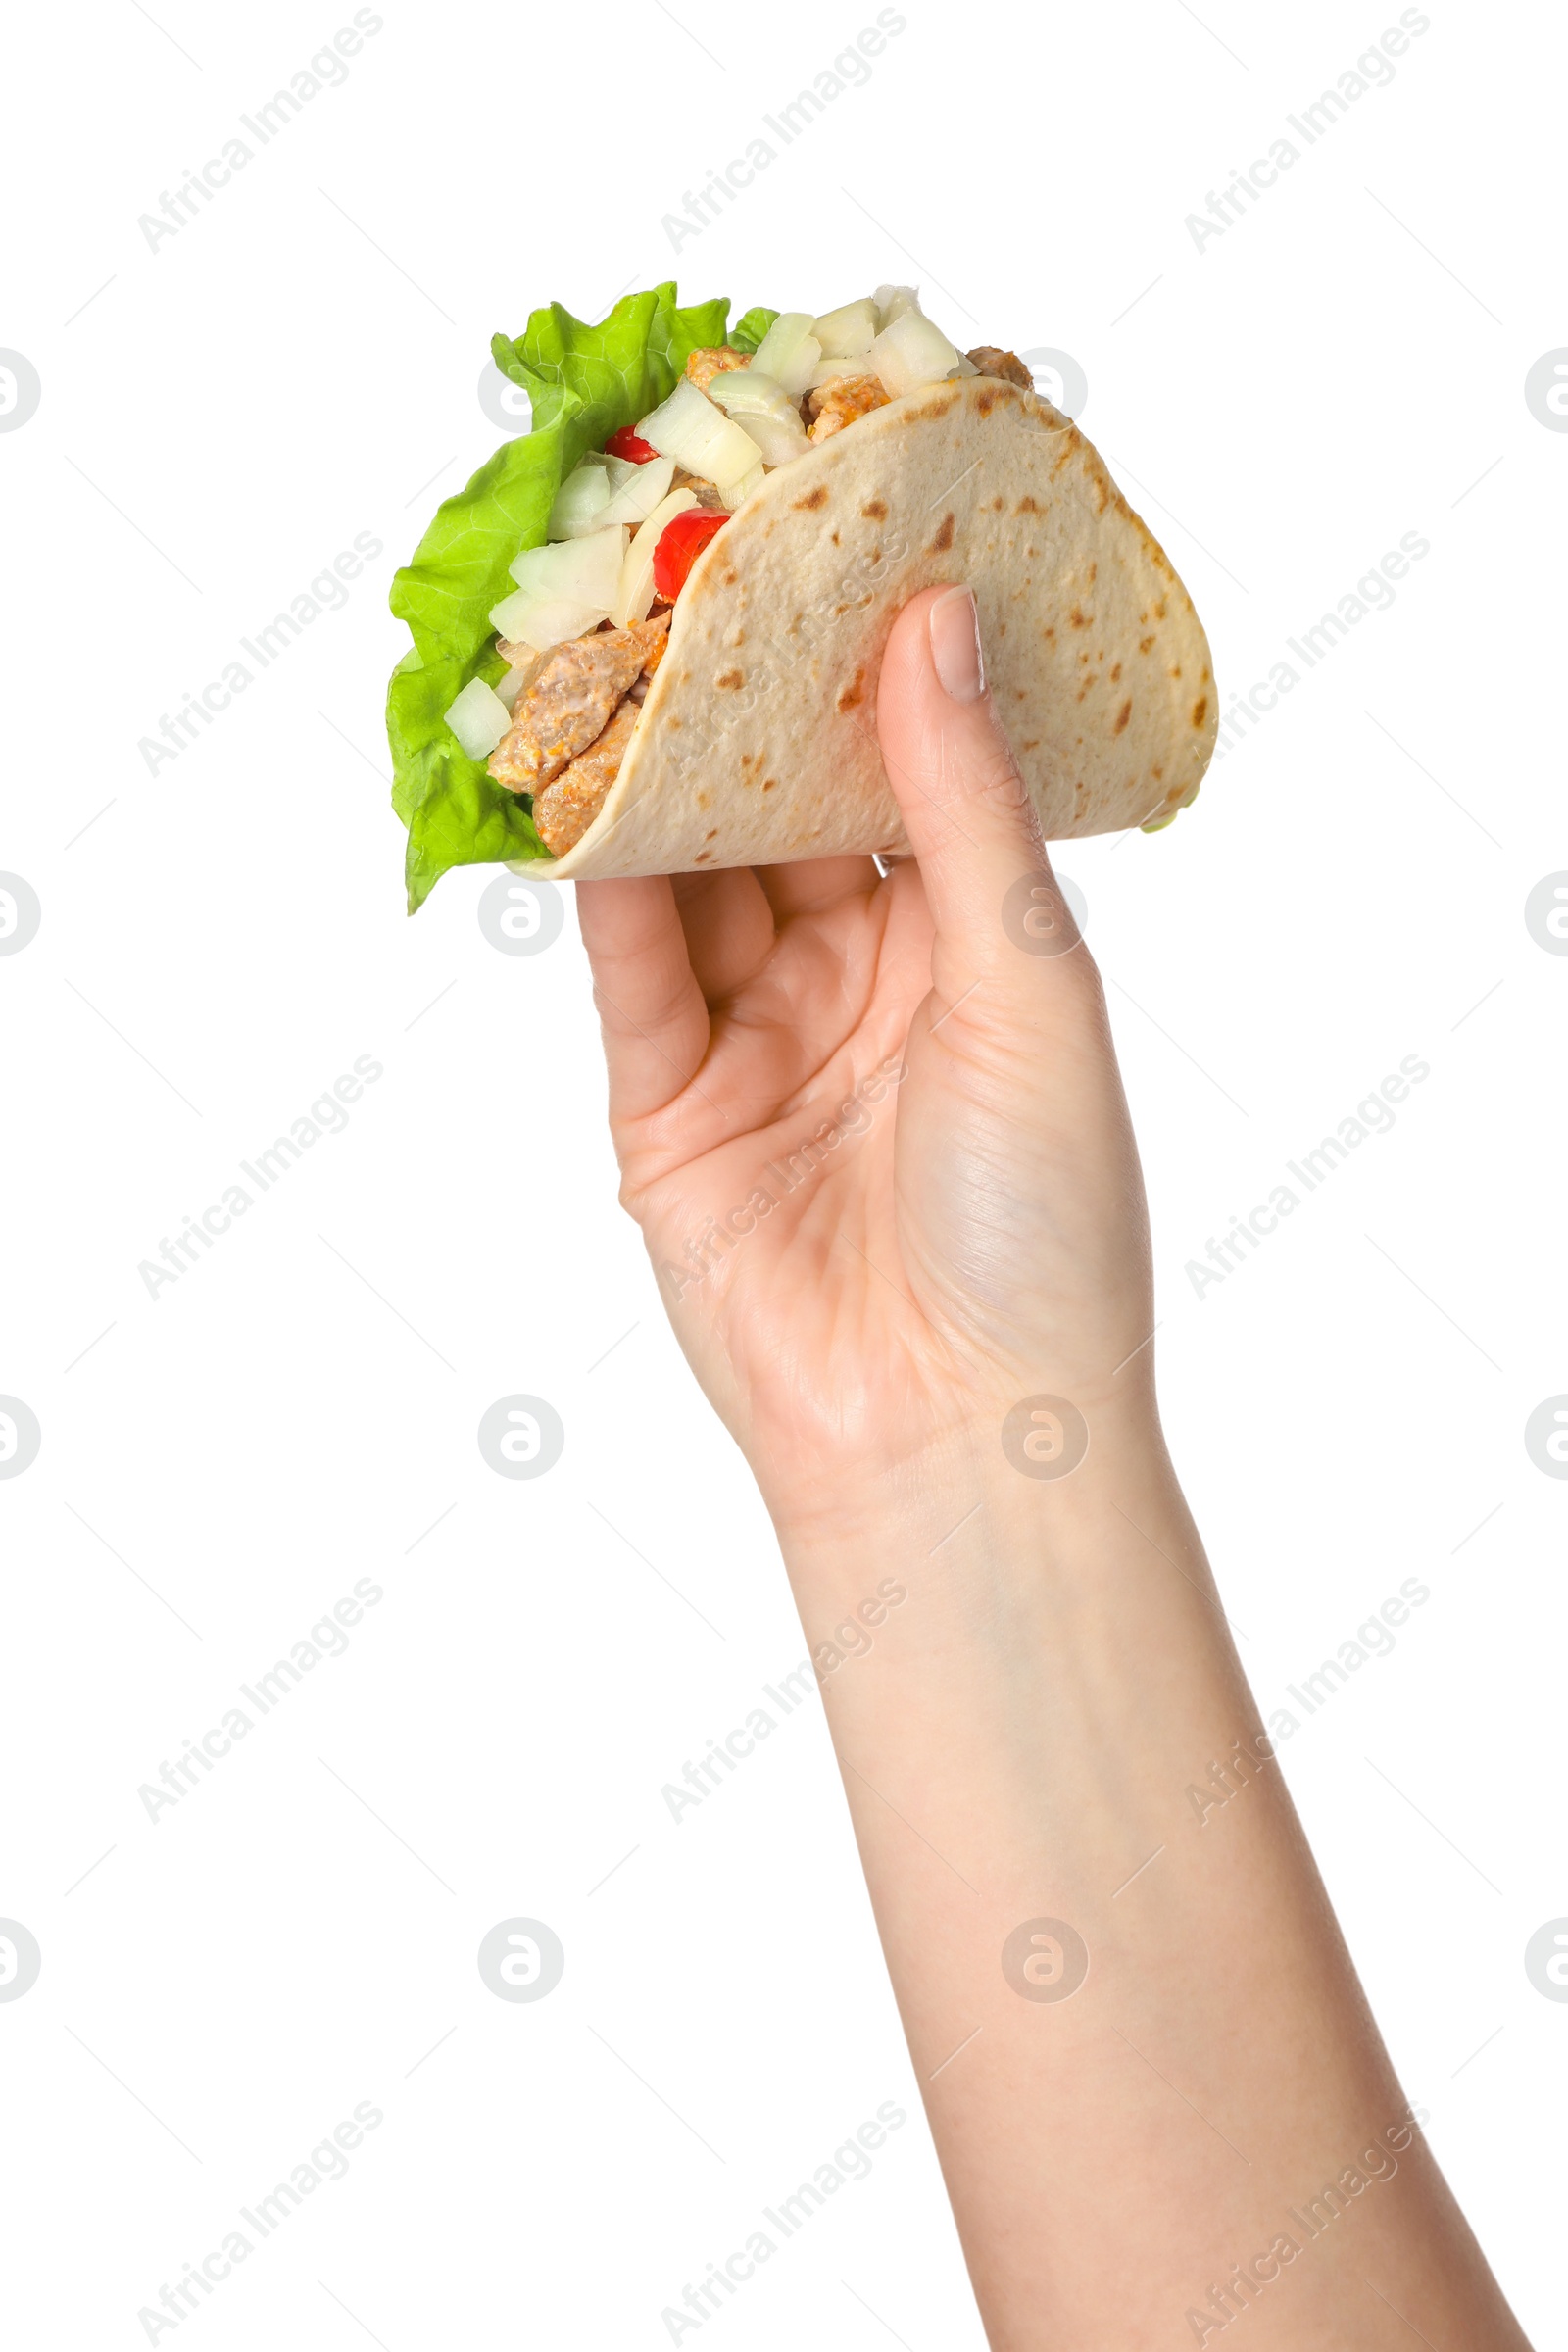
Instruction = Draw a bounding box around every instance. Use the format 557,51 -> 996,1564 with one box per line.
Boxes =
577,590 -> 1533,2352
575,587 -> 1157,1536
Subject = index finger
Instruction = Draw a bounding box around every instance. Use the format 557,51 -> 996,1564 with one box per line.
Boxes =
574,875 -> 713,1127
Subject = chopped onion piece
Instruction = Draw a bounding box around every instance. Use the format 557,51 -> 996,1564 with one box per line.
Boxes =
509,524 -> 626,612
490,590 -> 606,647
808,354 -> 879,390
718,463 -> 765,512
596,452 -> 676,525
749,312 -> 821,396
868,309 -> 963,398
874,283 -> 921,328
613,486 -> 699,627
953,353 -> 980,375
546,457 -> 613,540
812,297 -> 879,357
637,376 -> 764,493
705,372 -> 810,466
445,677 -> 514,760
488,588 -> 608,648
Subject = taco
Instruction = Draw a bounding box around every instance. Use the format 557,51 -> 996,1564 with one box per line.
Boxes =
387,282 -> 1216,908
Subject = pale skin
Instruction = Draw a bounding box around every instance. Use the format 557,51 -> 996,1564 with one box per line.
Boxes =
575,587 -> 1531,2348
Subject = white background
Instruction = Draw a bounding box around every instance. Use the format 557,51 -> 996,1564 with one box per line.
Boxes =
2,0 -> 1565,2344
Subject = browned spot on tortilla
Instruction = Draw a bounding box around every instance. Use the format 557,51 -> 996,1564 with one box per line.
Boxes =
1015,494 -> 1042,514
732,628 -> 745,646
706,828 -> 718,840
860,497 -> 888,520
1114,699 -> 1133,735
1191,697 -> 1208,728
1043,625 -> 1055,641
1020,738 -> 1039,750
912,391 -> 960,420
1153,597 -> 1167,619
1110,662 -> 1122,683
836,668 -> 866,712
989,495 -> 1005,511
716,669 -> 744,690
1139,636 -> 1154,654
1069,607 -> 1089,629
1089,562 -> 1098,583
975,386 -> 1000,416
667,714 -> 683,727
761,777 -> 777,791
928,512 -> 956,552
1169,664 -> 1182,680
830,530 -> 841,545
1152,765 -> 1164,781
695,850 -> 711,862
794,485 -> 829,511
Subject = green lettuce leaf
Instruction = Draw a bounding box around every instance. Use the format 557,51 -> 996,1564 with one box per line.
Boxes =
729,306 -> 779,355
387,282 -> 755,912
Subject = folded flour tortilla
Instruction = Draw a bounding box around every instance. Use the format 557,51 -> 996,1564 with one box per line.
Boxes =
524,375 -> 1216,880
387,286 -> 1217,906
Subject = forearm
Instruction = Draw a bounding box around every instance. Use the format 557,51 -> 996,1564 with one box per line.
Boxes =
776,1416 -> 1528,2348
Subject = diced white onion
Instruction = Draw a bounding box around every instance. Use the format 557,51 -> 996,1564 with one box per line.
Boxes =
612,487 -> 699,627
811,297 -> 879,357
596,452 -> 676,525
808,354 -> 878,390
637,376 -> 764,494
874,283 -> 921,328
868,308 -> 963,398
705,372 -> 810,466
509,523 -> 626,612
546,457 -> 613,540
749,312 -> 821,396
718,463 -> 765,512
488,589 -> 608,649
953,353 -> 980,375
445,676 -> 514,760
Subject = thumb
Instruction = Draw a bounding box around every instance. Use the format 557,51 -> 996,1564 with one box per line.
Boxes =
876,584 -> 1082,970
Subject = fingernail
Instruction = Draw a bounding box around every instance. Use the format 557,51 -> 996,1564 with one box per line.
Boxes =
929,585 -> 986,703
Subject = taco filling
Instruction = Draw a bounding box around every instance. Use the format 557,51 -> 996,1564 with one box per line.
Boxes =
440,289 -> 1029,858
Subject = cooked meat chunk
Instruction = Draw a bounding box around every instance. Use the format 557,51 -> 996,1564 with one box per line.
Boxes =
533,696 -> 641,857
808,373 -> 890,443
685,346 -> 750,393
966,346 -> 1032,390
487,612 -> 668,793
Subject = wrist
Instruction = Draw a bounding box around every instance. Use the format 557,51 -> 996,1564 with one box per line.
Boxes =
765,1388 -> 1188,1613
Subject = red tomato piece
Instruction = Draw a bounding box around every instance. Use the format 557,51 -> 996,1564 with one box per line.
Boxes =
605,425 -> 660,464
653,510 -> 729,601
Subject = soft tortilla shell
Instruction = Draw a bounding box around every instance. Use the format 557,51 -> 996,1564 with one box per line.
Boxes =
515,379 -> 1217,880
